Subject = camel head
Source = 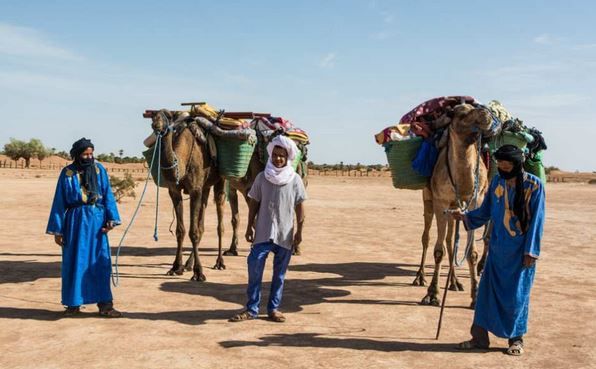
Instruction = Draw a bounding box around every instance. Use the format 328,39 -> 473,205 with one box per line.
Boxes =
451,104 -> 492,143
151,109 -> 174,135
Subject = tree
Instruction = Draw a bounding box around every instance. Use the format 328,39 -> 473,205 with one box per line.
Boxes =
36,146 -> 50,166
27,138 -> 48,167
3,138 -> 26,164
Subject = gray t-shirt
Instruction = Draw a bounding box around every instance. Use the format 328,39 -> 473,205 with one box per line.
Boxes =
248,172 -> 307,250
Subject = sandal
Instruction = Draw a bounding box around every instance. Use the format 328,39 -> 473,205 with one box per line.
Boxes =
98,307 -> 123,318
506,340 -> 524,356
457,340 -> 489,350
63,306 -> 81,317
229,310 -> 255,322
268,310 -> 286,323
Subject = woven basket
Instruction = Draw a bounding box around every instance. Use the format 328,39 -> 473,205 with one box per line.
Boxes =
384,137 -> 428,190
142,147 -> 168,188
216,137 -> 256,178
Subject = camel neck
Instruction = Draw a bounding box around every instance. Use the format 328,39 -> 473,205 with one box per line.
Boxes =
160,131 -> 178,168
447,127 -> 479,200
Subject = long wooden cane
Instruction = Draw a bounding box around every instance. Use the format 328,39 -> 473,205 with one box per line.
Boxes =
435,219 -> 460,340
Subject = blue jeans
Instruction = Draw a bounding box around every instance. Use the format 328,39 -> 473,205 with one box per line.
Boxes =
246,241 -> 292,316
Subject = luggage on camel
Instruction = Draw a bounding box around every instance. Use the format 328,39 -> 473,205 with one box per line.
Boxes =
184,103 -> 257,179
252,116 -> 310,172
375,97 -> 548,189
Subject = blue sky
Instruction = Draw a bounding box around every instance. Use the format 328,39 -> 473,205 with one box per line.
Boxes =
1,0 -> 595,170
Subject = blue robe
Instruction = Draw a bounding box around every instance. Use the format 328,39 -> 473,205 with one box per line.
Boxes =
46,163 -> 121,307
464,173 -> 545,338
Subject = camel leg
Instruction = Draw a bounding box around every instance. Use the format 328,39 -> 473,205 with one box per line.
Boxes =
189,188 -> 206,282
446,218 -> 464,291
213,180 -> 226,270
223,188 -> 240,256
421,204 -> 448,306
467,234 -> 479,309
167,189 -> 186,276
413,191 -> 433,286
477,221 -> 491,275
184,250 -> 195,271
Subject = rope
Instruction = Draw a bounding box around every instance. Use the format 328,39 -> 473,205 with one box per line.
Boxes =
111,133 -> 163,287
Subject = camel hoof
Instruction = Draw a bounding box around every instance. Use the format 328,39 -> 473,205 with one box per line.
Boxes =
191,273 -> 206,282
223,249 -> 239,256
166,267 -> 185,276
184,264 -> 193,271
420,295 -> 440,306
213,259 -> 226,270
412,274 -> 427,287
449,282 -> 465,291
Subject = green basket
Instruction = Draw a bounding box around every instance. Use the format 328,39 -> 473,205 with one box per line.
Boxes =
524,151 -> 546,184
142,147 -> 168,188
384,137 -> 428,190
489,131 -> 528,152
216,137 -> 257,179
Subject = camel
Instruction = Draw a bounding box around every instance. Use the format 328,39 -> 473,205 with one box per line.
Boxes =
414,104 -> 493,308
150,110 -> 226,282
223,141 -> 309,257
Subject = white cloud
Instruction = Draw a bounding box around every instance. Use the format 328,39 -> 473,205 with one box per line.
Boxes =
0,23 -> 82,61
319,52 -> 336,68
533,33 -> 563,45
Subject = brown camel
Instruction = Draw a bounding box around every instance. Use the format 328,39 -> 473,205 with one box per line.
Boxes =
415,104 -> 493,308
150,110 -> 226,282
223,142 -> 309,257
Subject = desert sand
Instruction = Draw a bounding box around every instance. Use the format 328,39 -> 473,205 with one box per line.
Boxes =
1,169 -> 595,369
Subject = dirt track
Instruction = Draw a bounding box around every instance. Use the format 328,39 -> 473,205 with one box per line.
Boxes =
1,170 -> 594,369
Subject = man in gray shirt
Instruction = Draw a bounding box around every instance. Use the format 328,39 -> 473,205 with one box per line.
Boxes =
229,135 -> 307,323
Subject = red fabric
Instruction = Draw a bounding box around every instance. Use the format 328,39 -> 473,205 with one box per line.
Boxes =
399,96 -> 476,124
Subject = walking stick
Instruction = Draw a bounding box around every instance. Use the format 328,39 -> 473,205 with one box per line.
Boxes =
435,219 -> 460,340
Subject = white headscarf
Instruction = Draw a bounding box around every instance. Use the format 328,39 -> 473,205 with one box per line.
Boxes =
264,135 -> 298,185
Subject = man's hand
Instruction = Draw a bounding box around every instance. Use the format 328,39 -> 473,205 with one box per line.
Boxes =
523,255 -> 537,268
449,209 -> 466,221
293,232 -> 302,248
245,226 -> 254,243
101,221 -> 115,234
54,235 -> 64,247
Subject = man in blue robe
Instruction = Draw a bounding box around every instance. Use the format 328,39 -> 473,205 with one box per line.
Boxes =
46,138 -> 122,317
453,144 -> 545,356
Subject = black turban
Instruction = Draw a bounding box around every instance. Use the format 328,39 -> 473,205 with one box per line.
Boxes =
494,144 -> 524,165
70,138 -> 95,160
69,138 -> 99,204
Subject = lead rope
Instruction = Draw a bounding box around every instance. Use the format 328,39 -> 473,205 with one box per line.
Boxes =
111,133 -> 163,287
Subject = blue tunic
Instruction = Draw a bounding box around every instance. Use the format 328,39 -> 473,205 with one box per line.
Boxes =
46,163 -> 121,307
464,173 -> 545,338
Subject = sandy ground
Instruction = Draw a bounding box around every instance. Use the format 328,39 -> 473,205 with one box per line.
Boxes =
1,169 -> 595,369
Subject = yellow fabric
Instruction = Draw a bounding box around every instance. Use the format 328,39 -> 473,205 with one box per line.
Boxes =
374,123 -> 411,144
189,103 -> 244,128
